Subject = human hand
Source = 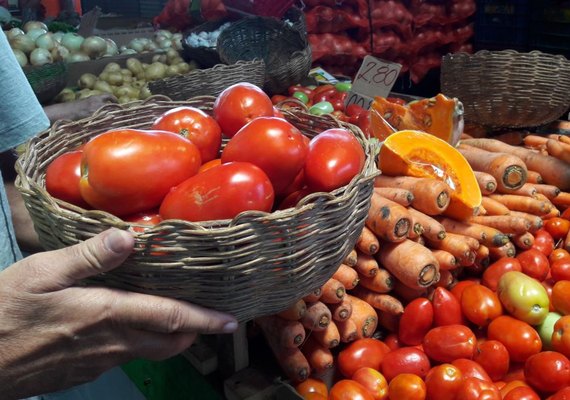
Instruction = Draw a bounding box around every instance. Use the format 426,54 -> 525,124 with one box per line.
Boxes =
0,228 -> 237,400
73,93 -> 118,119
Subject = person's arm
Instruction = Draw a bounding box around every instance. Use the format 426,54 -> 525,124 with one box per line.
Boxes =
43,93 -> 117,124
5,180 -> 42,253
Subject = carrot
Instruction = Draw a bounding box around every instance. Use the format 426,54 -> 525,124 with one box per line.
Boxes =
301,301 -> 331,331
507,211 -> 544,233
469,214 -> 532,235
263,335 -> 310,383
565,229 -> 570,252
374,175 -> 450,215
526,170 -> 544,184
474,171 -> 498,195
560,135 -> 570,145
343,248 -> 358,267
492,130 -> 528,145
344,294 -> 378,339
512,232 -> 534,250
391,278 -> 429,303
311,320 -> 341,349
540,205 -> 561,220
320,278 -> 346,304
410,235 -> 426,246
437,217 -> 509,247
407,219 -> 425,240
352,286 -> 404,316
407,207 -> 446,241
488,240 -> 516,260
533,184 -> 561,200
552,192 -> 570,209
356,226 -> 381,256
277,299 -> 307,321
328,296 -> 353,322
354,252 -> 380,277
488,194 -> 551,215
358,267 -> 394,293
462,138 -> 570,191
336,318 -> 358,343
378,239 -> 440,289
299,336 -> 334,374
365,192 -> 411,242
457,144 -> 528,191
546,138 -> 570,164
461,132 -> 474,140
303,287 -> 322,303
523,134 -> 549,148
373,187 -> 414,207
332,263 -> 360,290
474,244 -> 490,270
425,232 -> 476,267
436,269 -> 455,290
497,183 -> 537,198
481,196 -> 511,215
255,315 -> 306,349
432,249 -> 458,271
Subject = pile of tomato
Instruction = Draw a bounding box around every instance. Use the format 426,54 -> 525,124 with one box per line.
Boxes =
45,82 -> 368,225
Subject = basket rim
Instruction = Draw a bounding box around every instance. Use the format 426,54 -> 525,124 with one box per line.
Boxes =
15,95 -> 379,234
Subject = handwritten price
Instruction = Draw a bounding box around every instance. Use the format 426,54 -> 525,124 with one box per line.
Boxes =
345,92 -> 373,110
356,60 -> 399,87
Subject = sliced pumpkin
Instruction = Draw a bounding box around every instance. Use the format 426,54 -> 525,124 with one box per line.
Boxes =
378,130 -> 481,220
370,94 -> 464,145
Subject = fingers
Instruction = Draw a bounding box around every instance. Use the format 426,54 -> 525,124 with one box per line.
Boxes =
109,290 -> 238,335
127,330 -> 198,361
16,228 -> 134,292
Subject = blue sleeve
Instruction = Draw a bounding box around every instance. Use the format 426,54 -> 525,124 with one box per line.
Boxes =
0,30 -> 50,152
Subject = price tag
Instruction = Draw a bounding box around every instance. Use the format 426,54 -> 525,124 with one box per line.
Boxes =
344,92 -> 373,110
309,67 -> 339,84
345,55 -> 402,110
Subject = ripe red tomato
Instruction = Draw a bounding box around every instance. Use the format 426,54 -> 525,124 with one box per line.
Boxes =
499,380 -> 531,397
548,386 -> 570,400
432,286 -> 465,327
457,378 -> 501,400
452,359 -> 492,382
424,363 -> 463,400
337,338 -> 391,378
524,351 -> 570,393
552,280 -> 570,316
329,379 -> 374,400
531,229 -> 555,257
550,248 -> 570,264
422,325 -> 477,363
502,386 -> 540,400
198,158 -> 222,173
380,346 -> 431,381
383,333 -> 401,351
351,367 -> 388,400
487,316 -> 542,363
451,280 -> 478,302
387,373 -> 426,400
304,128 -> 365,192
151,106 -> 222,163
398,297 -> 434,346
481,257 -> 522,292
213,82 -> 274,137
159,162 -> 274,222
80,129 -> 201,217
551,259 -> 570,282
45,150 -> 90,208
473,339 -> 510,382
460,284 -> 503,327
515,248 -> 550,282
295,377 -> 328,398
124,210 -> 162,232
221,117 -> 308,195
552,315 -> 570,357
545,217 -> 570,241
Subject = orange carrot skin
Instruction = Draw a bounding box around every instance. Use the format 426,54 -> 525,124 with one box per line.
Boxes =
546,138 -> 570,163
312,320 -> 341,349
277,299 -> 307,321
481,196 -> 511,215
358,267 -> 394,293
526,170 -> 543,184
373,187 -> 414,207
332,263 -> 360,290
328,296 -> 353,322
488,194 -> 551,216
533,184 -> 561,200
352,286 -> 404,315
407,207 -> 446,241
425,232 -> 475,267
344,294 -> 378,339
474,170 -> 497,195
469,214 -> 532,235
366,193 -> 411,242
255,315 -> 306,349
488,241 -> 516,261
474,244 -> 491,271
436,269 -> 455,289
354,252 -> 380,277
300,336 -> 334,374
432,249 -> 458,271
356,225 -> 381,256
301,301 -> 331,331
320,278 -> 346,304
497,183 -> 537,197
512,232 -> 534,250
336,318 -> 358,343
267,344 -> 311,383
303,287 -> 322,303
552,192 -> 570,209
437,217 -> 509,247
343,248 -> 358,267
391,278 -> 429,303
508,211 -> 544,233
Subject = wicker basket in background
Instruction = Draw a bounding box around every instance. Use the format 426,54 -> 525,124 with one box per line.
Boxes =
15,96 -> 378,322
148,59 -> 265,100
181,19 -> 232,68
23,61 -> 68,105
441,50 -> 570,129
217,16 -> 312,95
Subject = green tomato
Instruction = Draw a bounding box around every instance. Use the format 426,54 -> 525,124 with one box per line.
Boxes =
292,91 -> 309,104
536,311 -> 562,350
497,271 -> 550,326
335,81 -> 352,92
309,101 -> 334,116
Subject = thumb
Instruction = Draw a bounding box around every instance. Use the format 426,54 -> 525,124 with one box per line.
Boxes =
18,228 -> 134,292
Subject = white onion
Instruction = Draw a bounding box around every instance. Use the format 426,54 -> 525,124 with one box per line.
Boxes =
6,27 -> 24,40
12,49 -> 28,67
30,47 -> 53,66
51,44 -> 70,62
120,48 -> 137,55
65,51 -> 90,63
81,36 -> 107,59
156,38 -> 172,50
52,31 -> 65,43
128,38 -> 145,53
61,32 -> 84,52
103,38 -> 119,56
23,20 -> 48,33
10,34 -> 36,54
155,29 -> 173,40
35,33 -> 56,50
26,28 -> 47,42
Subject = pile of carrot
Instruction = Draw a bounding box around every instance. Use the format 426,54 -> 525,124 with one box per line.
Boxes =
256,131 -> 570,384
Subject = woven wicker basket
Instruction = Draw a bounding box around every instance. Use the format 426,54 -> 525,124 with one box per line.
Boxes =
217,16 -> 312,95
181,19 -> 231,68
15,96 -> 378,322
148,59 -> 265,100
441,50 -> 570,129
23,61 -> 68,105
